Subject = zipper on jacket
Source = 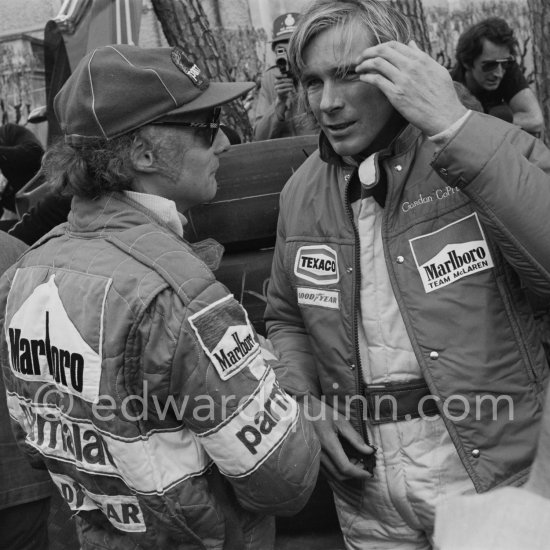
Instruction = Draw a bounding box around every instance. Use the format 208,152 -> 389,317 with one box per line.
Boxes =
343,168 -> 371,449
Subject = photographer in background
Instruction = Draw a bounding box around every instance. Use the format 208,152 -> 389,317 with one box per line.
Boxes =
253,13 -> 318,140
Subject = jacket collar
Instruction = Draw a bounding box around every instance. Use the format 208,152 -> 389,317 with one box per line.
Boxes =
68,193 -> 175,235
318,115 -> 421,166
61,193 -> 224,270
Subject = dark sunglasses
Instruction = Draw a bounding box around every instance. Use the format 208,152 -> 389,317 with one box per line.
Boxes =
480,57 -> 513,73
151,106 -> 221,146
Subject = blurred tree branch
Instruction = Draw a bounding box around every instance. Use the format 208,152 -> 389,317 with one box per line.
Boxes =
527,0 -> 549,143
151,0 -> 253,141
390,0 -> 431,55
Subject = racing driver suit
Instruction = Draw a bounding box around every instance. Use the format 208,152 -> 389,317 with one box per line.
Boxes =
265,111 -> 550,547
0,192 -> 320,550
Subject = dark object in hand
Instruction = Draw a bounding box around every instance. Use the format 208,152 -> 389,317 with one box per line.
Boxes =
338,435 -> 376,476
274,44 -> 294,79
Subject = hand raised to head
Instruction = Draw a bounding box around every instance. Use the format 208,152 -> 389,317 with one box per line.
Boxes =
354,41 -> 468,136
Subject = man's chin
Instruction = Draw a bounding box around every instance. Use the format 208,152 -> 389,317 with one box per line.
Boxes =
327,135 -> 366,157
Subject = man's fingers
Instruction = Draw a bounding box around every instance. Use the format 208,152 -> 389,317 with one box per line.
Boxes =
275,83 -> 295,94
355,40 -> 417,65
275,75 -> 295,83
355,56 -> 402,83
320,451 -> 373,481
336,422 -> 374,456
358,71 -> 397,98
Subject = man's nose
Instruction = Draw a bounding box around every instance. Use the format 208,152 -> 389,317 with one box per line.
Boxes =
493,64 -> 505,78
319,81 -> 344,112
214,129 -> 230,153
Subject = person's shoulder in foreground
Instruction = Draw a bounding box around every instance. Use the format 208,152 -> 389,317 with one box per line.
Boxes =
0,44 -> 320,550
434,376 -> 550,550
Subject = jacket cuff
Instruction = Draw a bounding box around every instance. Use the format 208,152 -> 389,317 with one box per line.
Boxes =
430,111 -> 514,190
271,363 -> 321,400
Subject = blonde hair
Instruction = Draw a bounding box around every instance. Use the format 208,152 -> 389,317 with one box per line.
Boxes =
289,0 -> 412,77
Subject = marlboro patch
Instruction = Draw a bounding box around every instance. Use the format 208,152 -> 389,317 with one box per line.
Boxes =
189,295 -> 260,380
294,245 -> 339,285
409,213 -> 494,293
6,273 -> 103,402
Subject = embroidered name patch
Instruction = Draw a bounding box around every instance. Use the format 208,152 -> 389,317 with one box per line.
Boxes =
189,295 -> 260,381
294,245 -> 339,285
297,287 -> 340,310
409,213 -> 494,293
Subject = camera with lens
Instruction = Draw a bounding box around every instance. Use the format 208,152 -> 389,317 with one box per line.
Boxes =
274,44 -> 293,79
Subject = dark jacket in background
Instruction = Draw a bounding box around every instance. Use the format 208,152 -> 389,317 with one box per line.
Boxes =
0,124 -> 44,214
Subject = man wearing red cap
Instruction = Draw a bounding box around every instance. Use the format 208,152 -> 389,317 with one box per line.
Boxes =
0,45 -> 320,550
253,13 -> 318,140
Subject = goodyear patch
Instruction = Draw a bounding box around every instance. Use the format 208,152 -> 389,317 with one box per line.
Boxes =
297,287 -> 340,310
294,245 -> 339,285
189,295 -> 260,381
50,473 -> 146,533
409,213 -> 494,293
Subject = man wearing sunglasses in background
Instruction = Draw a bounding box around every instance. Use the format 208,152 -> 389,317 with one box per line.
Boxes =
0,45 -> 320,550
451,17 -> 543,135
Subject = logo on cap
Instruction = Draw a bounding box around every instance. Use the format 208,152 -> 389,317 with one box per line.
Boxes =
171,47 -> 208,91
282,13 -> 296,31
273,13 -> 299,40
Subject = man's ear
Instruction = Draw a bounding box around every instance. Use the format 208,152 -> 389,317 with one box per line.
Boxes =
130,134 -> 157,173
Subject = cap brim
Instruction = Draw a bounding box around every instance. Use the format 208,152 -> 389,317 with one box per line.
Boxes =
165,81 -> 255,117
270,33 -> 293,44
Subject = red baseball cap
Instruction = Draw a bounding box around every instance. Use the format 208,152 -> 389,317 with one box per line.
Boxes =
55,44 -> 254,145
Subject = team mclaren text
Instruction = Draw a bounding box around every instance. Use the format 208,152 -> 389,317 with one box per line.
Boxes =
424,247 -> 489,289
